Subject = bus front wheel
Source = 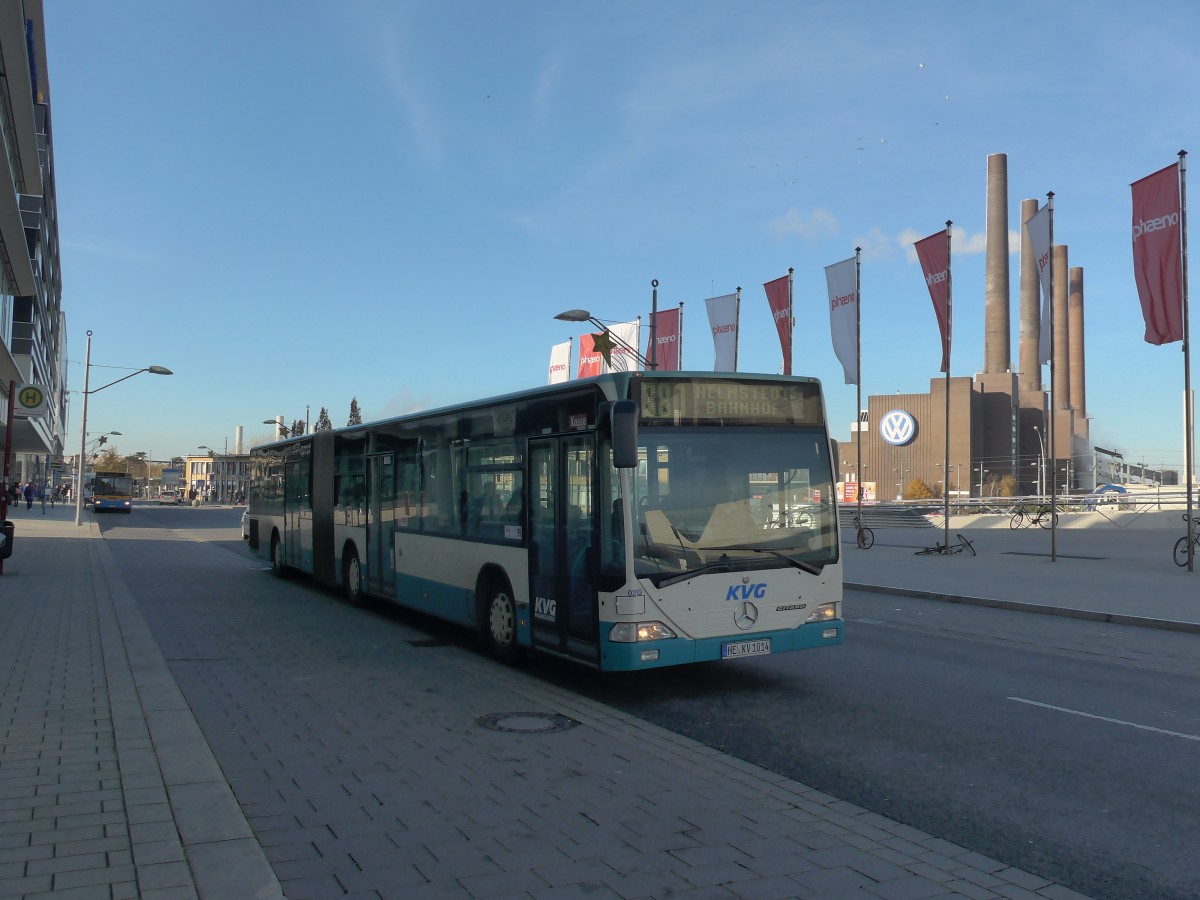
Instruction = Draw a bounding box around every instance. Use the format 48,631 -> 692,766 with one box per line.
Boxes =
480,578 -> 520,664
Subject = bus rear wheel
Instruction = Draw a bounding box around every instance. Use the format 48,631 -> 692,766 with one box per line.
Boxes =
343,549 -> 368,606
481,579 -> 520,664
270,533 -> 286,577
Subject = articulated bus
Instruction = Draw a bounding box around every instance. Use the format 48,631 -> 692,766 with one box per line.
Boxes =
91,470 -> 133,513
247,372 -> 842,671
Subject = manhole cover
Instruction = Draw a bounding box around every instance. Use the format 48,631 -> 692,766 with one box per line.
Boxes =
475,712 -> 579,734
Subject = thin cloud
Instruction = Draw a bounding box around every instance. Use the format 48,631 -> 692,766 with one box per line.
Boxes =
374,20 -> 441,162
770,207 -> 839,241
898,225 -> 986,261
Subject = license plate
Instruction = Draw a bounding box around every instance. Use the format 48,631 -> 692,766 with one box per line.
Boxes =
721,638 -> 771,659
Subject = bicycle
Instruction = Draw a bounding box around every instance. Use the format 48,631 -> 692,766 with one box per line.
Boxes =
1172,515 -> 1200,567
853,514 -> 874,549
1010,504 -> 1058,529
915,533 -> 976,556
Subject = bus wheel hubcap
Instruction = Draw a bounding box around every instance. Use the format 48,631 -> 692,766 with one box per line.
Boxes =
489,595 -> 513,644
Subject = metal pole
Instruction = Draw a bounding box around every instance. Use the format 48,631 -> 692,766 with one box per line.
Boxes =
855,249 -> 862,532
1179,151 -> 1193,571
74,332 -> 93,526
943,222 -> 952,549
1046,193 -> 1057,562
649,279 -> 658,370
1,379 -> 13,573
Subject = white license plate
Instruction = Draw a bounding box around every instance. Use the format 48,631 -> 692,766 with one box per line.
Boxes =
721,638 -> 771,659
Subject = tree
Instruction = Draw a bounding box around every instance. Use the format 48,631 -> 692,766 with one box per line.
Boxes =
996,474 -> 1018,497
905,478 -> 933,500
290,419 -> 305,436
348,397 -> 362,426
314,407 -> 332,432
94,448 -> 123,471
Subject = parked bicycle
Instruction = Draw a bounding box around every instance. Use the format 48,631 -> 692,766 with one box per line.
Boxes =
1010,503 -> 1058,529
1172,515 -> 1200,567
853,514 -> 874,549
915,533 -> 976,556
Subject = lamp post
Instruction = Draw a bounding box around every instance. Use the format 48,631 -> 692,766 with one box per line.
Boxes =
1033,425 -> 1047,498
74,331 -> 173,525
263,418 -> 289,439
554,308 -> 651,370
977,465 -> 990,497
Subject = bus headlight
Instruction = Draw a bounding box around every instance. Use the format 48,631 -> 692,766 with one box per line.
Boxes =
609,622 -> 677,643
805,603 -> 838,623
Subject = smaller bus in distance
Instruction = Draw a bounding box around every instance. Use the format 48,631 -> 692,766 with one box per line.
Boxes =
92,471 -> 133,513
247,372 -> 843,671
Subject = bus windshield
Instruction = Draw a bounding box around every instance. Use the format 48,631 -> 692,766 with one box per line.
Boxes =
628,429 -> 836,582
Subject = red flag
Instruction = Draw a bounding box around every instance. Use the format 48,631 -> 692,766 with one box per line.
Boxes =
1132,163 -> 1183,345
914,230 -> 951,373
763,275 -> 791,375
649,306 -> 681,371
576,334 -> 604,378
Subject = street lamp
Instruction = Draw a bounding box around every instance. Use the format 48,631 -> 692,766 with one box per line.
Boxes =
554,308 -> 651,370
1033,425 -> 1047,497
263,419 -> 289,439
75,331 -> 173,525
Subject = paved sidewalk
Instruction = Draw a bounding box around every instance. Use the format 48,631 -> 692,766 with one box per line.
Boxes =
841,518 -> 1200,632
0,504 -> 1101,899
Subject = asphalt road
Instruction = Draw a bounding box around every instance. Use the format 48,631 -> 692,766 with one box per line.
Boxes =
99,504 -> 1200,899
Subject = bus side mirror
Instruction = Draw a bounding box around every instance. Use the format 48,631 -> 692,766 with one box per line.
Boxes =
611,400 -> 638,469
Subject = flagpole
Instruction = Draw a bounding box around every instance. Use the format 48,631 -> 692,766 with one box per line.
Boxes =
1047,192 -> 1057,563
649,279 -> 659,371
734,287 -> 741,372
943,222 -> 952,550
854,249 -> 863,532
1180,150 -> 1193,571
786,267 -> 794,377
678,302 -> 685,369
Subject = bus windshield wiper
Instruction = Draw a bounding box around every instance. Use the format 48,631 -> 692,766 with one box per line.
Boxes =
656,557 -> 740,588
709,547 -> 825,577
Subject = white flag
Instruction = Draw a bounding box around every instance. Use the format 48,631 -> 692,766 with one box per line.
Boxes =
605,320 -> 641,373
824,257 -> 858,385
548,340 -> 571,383
705,293 -> 739,371
1024,205 -> 1053,365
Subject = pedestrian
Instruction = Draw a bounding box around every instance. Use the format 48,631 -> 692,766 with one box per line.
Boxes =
23,482 -> 34,510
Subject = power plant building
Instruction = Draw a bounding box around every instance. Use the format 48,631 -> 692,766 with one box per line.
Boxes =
835,153 -> 1091,500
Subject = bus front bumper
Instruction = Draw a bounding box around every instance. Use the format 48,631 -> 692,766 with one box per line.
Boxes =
599,620 -> 843,671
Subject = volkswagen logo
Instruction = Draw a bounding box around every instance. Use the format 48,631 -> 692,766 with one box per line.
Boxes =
734,601 -> 759,630
880,409 -> 916,446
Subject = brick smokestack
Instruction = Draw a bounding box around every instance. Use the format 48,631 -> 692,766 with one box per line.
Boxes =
1069,266 -> 1086,435
1052,245 -> 1071,408
984,153 -> 1011,374
1018,197 -> 1041,391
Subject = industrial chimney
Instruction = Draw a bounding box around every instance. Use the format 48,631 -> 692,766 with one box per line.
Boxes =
984,153 -> 1011,374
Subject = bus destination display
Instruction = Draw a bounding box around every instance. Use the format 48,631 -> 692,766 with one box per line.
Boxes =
635,378 -> 822,426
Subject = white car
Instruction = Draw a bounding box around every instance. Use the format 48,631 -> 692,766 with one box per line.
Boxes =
158,490 -> 182,505
240,509 -> 250,540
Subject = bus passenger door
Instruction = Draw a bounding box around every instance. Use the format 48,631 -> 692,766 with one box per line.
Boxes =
528,437 -> 598,663
284,460 -> 303,568
367,453 -> 395,598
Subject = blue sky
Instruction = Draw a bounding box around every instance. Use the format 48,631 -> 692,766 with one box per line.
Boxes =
46,1 -> 1199,469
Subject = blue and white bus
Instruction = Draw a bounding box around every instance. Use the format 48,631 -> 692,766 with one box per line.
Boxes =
246,372 -> 842,671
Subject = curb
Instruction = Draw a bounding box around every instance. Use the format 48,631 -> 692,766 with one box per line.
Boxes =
846,581 -> 1200,635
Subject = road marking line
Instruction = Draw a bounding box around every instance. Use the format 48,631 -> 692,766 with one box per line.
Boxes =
1008,697 -> 1200,742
